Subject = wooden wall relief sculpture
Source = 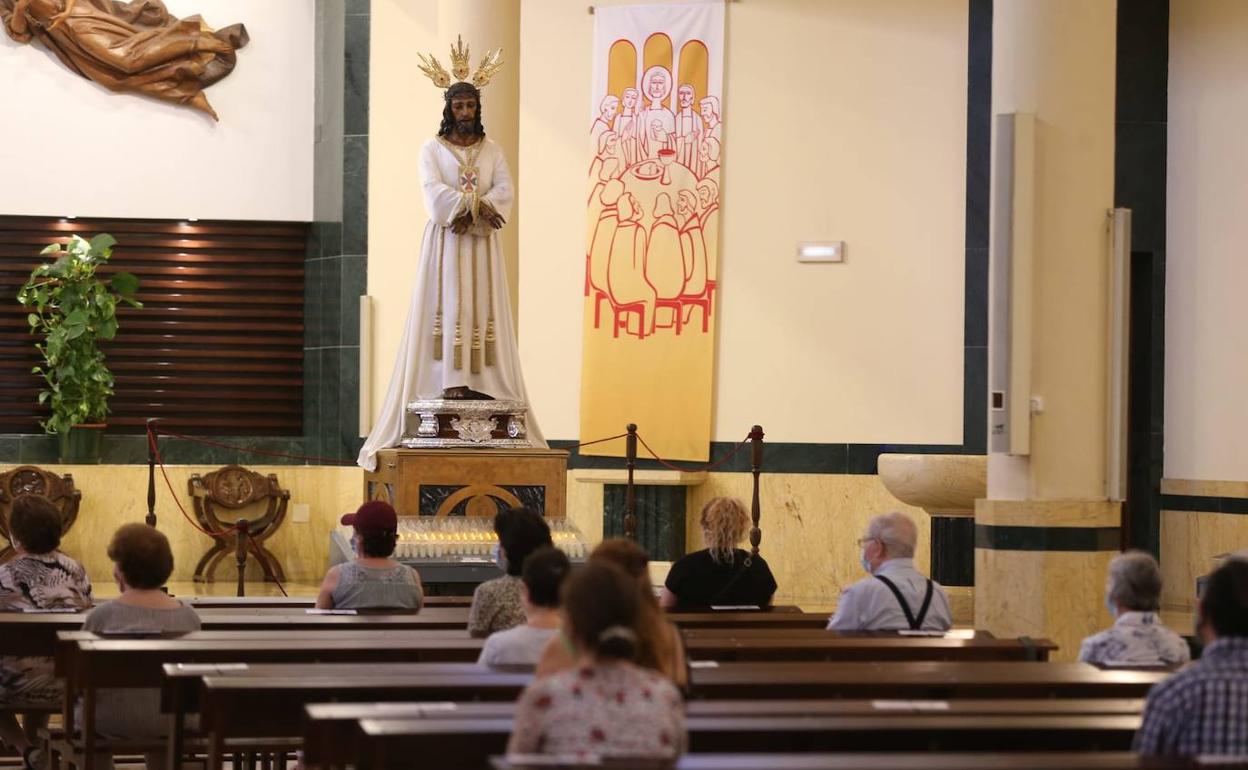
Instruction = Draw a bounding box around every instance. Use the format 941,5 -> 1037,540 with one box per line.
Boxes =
0,0 -> 249,120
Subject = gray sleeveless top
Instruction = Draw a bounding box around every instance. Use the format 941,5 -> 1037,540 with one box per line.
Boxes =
331,561 -> 423,610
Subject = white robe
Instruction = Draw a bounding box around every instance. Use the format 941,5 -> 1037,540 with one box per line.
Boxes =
358,137 -> 546,471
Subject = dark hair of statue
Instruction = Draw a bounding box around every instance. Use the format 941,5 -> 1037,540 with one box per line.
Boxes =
1201,558 -> 1248,638
439,81 -> 486,138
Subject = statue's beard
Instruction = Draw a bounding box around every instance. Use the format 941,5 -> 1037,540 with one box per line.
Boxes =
455,119 -> 476,134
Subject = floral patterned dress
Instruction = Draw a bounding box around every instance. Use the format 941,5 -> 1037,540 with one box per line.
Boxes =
507,661 -> 685,758
0,551 -> 92,704
1078,611 -> 1191,667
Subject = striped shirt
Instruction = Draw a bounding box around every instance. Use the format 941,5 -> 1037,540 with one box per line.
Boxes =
1134,636 -> 1248,756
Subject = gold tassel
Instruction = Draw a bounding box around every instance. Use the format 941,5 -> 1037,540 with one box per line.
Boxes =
433,230 -> 445,360
470,235 -> 481,374
484,238 -> 497,366
485,320 -> 496,366
453,228 -> 464,370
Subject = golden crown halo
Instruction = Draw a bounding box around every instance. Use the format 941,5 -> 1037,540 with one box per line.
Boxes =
418,35 -> 505,90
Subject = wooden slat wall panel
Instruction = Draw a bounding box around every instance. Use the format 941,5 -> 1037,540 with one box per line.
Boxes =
0,216 -> 306,435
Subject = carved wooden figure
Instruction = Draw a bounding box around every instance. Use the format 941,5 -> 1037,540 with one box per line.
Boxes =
0,465 -> 81,563
188,465 -> 288,584
0,0 -> 249,120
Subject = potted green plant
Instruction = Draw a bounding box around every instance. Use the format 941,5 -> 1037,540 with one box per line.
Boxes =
17,234 -> 141,463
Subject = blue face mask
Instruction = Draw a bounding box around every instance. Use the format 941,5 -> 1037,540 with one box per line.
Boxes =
491,542 -> 507,571
860,551 -> 873,575
1105,595 -> 1118,618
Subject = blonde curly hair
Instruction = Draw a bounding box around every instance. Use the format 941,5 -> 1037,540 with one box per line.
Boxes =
700,497 -> 750,564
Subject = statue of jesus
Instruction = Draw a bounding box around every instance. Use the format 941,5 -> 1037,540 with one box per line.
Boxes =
358,41 -> 544,471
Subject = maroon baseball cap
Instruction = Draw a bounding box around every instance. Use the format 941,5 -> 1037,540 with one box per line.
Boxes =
341,501 -> 398,535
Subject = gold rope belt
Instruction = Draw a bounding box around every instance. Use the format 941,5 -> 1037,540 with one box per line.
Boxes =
470,235 -> 481,374
432,229 -> 445,360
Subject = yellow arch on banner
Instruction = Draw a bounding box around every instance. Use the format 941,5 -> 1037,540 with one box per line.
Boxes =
678,40 -> 709,102
608,40 -> 637,101
643,32 -> 673,108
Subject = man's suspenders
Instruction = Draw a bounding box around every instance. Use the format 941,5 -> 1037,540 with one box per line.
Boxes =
874,574 -> 935,631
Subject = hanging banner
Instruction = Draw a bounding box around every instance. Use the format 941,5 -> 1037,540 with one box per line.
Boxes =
580,1 -> 725,461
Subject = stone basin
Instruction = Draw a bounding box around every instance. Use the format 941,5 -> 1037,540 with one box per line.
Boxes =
878,454 -> 987,517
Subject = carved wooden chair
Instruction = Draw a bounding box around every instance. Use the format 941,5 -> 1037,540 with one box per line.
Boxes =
0,466 -> 81,564
188,465 -> 289,584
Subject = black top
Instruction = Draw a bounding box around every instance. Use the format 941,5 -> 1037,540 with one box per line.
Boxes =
664,548 -> 777,608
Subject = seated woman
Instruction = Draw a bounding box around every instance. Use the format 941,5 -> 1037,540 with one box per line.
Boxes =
317,501 -> 423,610
478,546 -> 570,667
1079,550 -> 1190,667
507,561 -> 685,759
660,497 -> 777,609
0,495 -> 92,770
537,539 -> 687,688
469,508 -> 552,638
84,523 -> 200,770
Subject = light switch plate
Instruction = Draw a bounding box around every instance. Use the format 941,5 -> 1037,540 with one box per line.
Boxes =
797,241 -> 845,263
291,503 -> 310,523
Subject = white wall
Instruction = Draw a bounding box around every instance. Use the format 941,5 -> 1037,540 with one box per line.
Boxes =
0,0 -> 315,222
518,0 -> 968,443
1166,0 -> 1248,482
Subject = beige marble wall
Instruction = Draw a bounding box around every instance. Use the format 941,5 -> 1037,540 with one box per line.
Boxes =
974,498 -> 1121,661
683,474 -> 930,613
25,465 -> 945,615
9,464 -> 363,587
566,470 -> 606,547
1160,508 -> 1248,612
1158,479 -> 1248,612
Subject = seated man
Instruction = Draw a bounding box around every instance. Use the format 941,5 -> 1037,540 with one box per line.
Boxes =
827,511 -> 952,632
1079,550 -> 1190,667
1135,558 -> 1248,756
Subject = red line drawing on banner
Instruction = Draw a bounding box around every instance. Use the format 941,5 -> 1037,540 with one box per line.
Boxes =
587,35 -> 721,340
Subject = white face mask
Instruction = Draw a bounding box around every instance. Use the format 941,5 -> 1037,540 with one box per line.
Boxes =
491,542 -> 507,571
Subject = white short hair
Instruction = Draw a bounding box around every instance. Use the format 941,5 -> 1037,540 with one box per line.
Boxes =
866,511 -> 918,558
1107,551 -> 1163,611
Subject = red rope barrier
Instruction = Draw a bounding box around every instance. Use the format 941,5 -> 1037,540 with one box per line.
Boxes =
567,432 -> 628,449
634,433 -> 752,474
146,429 -> 232,538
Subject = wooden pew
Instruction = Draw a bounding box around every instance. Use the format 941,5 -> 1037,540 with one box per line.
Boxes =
681,632 -> 1057,662
349,714 -> 1143,770
490,754 -> 1247,770
178,595 -> 471,609
686,661 -> 1164,700
0,607 -> 473,656
303,699 -> 1147,769
667,611 -> 829,629
177,660 -> 1165,770
0,606 -> 829,657
55,639 -> 496,770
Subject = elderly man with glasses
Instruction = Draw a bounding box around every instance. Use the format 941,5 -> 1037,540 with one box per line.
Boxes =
827,511 -> 952,632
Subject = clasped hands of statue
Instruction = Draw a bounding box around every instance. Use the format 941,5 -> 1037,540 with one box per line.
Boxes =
450,201 -> 504,235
